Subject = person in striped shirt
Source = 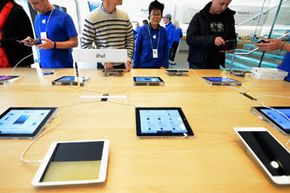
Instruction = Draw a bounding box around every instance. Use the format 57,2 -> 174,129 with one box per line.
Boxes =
81,0 -> 134,72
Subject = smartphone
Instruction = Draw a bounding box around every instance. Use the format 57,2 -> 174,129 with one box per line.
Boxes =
234,127 -> 290,185
220,39 -> 236,51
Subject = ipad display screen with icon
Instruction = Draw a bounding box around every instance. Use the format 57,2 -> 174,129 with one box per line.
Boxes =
0,75 -> 18,81
134,77 -> 162,82
205,77 -> 237,82
0,107 -> 57,138
56,76 -> 76,82
135,107 -> 194,137
255,107 -> 290,134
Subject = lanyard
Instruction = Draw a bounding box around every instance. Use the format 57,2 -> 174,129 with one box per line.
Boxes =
38,9 -> 54,34
147,25 -> 160,51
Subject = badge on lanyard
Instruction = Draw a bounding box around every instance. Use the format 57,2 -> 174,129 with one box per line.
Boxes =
153,49 -> 158,58
40,32 -> 47,43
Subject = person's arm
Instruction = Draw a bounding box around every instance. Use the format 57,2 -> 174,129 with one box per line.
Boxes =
36,36 -> 78,49
186,14 -> 216,48
125,21 -> 135,72
81,18 -> 96,49
256,39 -> 290,52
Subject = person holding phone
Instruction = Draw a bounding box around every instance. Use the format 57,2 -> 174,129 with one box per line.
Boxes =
0,0 -> 34,68
256,38 -> 290,82
21,0 -> 78,68
186,0 -> 236,69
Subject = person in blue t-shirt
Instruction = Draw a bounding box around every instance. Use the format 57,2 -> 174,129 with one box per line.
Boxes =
163,13 -> 175,58
169,20 -> 183,65
133,0 -> 169,68
256,39 -> 290,81
22,0 -> 78,68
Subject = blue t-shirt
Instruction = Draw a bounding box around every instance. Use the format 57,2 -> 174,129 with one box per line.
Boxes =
173,27 -> 183,43
278,52 -> 290,81
35,9 -> 78,68
133,24 -> 169,68
165,22 -> 175,49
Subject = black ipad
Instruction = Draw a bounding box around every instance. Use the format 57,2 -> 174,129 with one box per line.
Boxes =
135,107 -> 194,137
0,107 -> 57,139
133,76 -> 164,86
52,76 -> 89,86
203,77 -> 241,86
251,106 -> 290,135
166,69 -> 189,76
0,75 -> 20,85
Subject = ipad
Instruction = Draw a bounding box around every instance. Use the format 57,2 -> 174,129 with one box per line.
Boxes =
103,69 -> 124,76
166,69 -> 189,76
0,107 -> 57,139
133,76 -> 164,86
234,127 -> 290,185
32,139 -> 110,187
52,76 -> 89,87
135,107 -> 194,137
0,75 -> 20,85
251,106 -> 290,135
203,77 -> 242,86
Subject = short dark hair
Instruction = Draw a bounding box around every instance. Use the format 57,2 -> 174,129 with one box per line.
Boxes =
149,0 -> 164,16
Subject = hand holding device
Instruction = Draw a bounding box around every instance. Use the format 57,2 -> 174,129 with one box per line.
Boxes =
18,37 -> 40,47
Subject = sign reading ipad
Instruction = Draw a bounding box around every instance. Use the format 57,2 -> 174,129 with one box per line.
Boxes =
52,76 -> 89,86
133,77 -> 164,86
32,140 -> 110,187
0,75 -> 20,85
234,127 -> 290,185
0,107 -> 57,139
251,106 -> 290,135
135,107 -> 194,137
203,77 -> 241,86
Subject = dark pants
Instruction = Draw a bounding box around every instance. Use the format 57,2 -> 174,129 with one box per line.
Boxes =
169,41 -> 179,62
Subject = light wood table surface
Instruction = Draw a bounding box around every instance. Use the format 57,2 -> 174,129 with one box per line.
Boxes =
0,68 -> 289,193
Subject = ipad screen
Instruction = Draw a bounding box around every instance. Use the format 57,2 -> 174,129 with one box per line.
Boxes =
134,77 -> 162,82
205,77 -> 237,83
56,76 -> 75,82
40,141 -> 104,182
0,107 -> 57,138
0,75 -> 18,81
259,108 -> 290,134
136,108 -> 193,136
237,131 -> 290,176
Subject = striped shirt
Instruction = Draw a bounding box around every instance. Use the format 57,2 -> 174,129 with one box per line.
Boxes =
81,7 -> 134,61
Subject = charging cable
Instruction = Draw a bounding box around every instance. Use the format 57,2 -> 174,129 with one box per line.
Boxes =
9,53 -> 33,75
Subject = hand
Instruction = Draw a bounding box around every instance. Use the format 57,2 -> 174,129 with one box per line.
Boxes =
19,36 -> 35,47
124,60 -> 132,72
37,38 -> 54,50
104,63 -> 114,70
256,39 -> 285,51
214,36 -> 225,46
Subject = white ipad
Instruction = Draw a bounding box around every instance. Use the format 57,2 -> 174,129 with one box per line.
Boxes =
0,75 -> 20,85
234,127 -> 290,185
32,139 -> 110,187
203,77 -> 241,86
0,107 -> 57,139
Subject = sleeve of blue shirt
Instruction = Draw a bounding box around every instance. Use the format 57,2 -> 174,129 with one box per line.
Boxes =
162,29 -> 169,68
64,14 -> 78,38
133,27 -> 143,67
